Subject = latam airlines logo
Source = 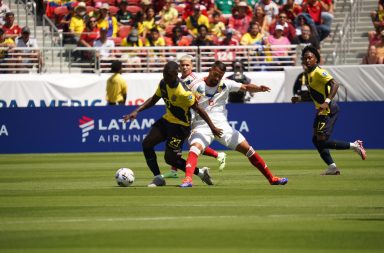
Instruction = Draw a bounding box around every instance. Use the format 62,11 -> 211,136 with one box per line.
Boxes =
79,116 -> 95,142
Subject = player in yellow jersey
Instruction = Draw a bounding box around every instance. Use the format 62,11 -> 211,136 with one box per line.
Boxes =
123,61 -> 222,187
291,45 -> 366,175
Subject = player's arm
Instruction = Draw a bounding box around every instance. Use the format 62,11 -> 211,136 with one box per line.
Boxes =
123,94 -> 160,122
239,83 -> 271,93
319,79 -> 339,111
191,101 -> 223,138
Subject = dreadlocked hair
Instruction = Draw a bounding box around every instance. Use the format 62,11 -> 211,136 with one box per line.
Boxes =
302,45 -> 321,63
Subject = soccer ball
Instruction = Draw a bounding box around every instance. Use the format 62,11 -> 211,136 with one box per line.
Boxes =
115,168 -> 135,187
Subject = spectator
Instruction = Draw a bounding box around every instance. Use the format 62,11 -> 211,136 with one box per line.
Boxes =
370,1 -> 384,31
144,27 -> 166,67
301,0 -> 331,41
116,0 -> 133,26
140,0 -> 153,16
319,0 -> 334,29
94,27 -> 115,65
0,27 -> 15,73
191,24 -> 214,46
240,22 -> 265,46
294,12 -> 319,39
165,25 -> 191,46
140,7 -> 156,38
0,0 -> 11,25
156,0 -> 179,32
252,5 -> 270,35
269,11 -> 296,42
182,1 -> 209,20
2,12 -> 21,41
292,24 -> 320,50
362,45 -> 383,64
227,60 -> 252,103
97,3 -> 118,38
14,26 -> 42,73
279,0 -> 302,24
209,11 -> 226,39
369,26 -> 384,47
228,1 -> 252,36
69,2 -> 86,44
231,0 -> 253,18
267,24 -> 292,64
374,29 -> 384,59
120,28 -> 143,71
219,29 -> 239,46
254,0 -> 279,24
79,16 -> 100,61
185,4 -> 210,38
214,0 -> 234,18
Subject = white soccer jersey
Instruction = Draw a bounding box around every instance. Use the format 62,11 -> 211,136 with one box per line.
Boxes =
189,77 -> 242,125
180,72 -> 199,87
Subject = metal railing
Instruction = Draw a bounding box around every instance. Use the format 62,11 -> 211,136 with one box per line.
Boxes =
0,47 -> 42,73
331,0 -> 362,64
33,44 -> 302,73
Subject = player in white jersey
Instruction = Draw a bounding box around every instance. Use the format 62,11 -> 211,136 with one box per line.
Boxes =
162,55 -> 227,179
180,61 -> 288,187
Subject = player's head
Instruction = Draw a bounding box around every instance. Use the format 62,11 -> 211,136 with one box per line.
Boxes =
163,61 -> 179,86
301,45 -> 320,71
111,60 -> 122,73
207,61 -> 226,87
179,55 -> 194,77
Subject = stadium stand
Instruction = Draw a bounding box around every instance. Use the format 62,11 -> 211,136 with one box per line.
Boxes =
0,0 -> 381,74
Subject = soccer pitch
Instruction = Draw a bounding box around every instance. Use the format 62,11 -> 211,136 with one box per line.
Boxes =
0,150 -> 383,253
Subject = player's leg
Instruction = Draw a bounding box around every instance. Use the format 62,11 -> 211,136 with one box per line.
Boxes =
203,147 -> 227,171
180,127 -> 214,187
143,120 -> 167,187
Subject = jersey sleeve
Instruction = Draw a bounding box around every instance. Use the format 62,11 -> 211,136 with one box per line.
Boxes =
155,82 -> 162,97
224,79 -> 242,92
316,68 -> 333,84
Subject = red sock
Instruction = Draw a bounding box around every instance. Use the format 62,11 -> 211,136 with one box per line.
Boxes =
248,153 -> 273,182
185,151 -> 198,178
203,146 -> 218,158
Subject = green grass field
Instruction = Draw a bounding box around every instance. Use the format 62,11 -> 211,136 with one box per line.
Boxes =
0,150 -> 383,253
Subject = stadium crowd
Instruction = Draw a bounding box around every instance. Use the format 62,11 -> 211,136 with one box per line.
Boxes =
365,0 -> 384,64
40,0 -> 335,68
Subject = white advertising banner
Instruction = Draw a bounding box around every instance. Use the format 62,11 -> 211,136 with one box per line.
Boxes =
0,72 -> 285,107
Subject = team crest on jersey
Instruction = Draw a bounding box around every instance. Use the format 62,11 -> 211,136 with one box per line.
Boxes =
322,71 -> 328,77
171,94 -> 177,102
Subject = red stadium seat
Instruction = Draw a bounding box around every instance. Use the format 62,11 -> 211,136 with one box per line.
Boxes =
54,6 -> 69,17
165,25 -> 175,37
109,5 -> 119,15
126,5 -> 142,14
126,0 -> 141,5
118,25 -> 132,38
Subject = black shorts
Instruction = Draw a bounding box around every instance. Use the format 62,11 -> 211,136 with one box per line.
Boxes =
153,118 -> 191,153
313,102 -> 339,137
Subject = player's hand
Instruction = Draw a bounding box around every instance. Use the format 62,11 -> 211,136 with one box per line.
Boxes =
258,85 -> 271,92
318,102 -> 329,112
211,127 -> 223,138
123,111 -> 138,122
291,96 -> 301,104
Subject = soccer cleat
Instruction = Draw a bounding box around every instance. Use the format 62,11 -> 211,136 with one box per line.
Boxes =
353,140 -> 367,160
147,175 -> 166,187
162,170 -> 179,178
321,165 -> 341,175
217,152 -> 227,172
179,176 -> 193,188
200,167 -> 214,185
270,177 -> 288,185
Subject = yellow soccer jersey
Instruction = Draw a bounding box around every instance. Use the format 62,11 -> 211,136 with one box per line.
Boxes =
106,73 -> 127,103
305,66 -> 333,115
155,80 -> 196,126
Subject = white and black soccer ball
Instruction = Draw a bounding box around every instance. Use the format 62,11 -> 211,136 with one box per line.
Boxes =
115,168 -> 135,187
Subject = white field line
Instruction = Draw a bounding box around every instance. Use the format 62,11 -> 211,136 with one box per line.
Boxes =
1,213 -> 383,225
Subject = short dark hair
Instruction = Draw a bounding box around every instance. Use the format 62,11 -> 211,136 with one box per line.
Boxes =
302,45 -> 320,63
212,61 -> 227,72
164,61 -> 179,72
111,60 -> 122,73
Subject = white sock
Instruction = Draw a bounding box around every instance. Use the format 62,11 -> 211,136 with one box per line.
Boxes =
329,163 -> 337,168
349,142 -> 357,149
198,169 -> 204,178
